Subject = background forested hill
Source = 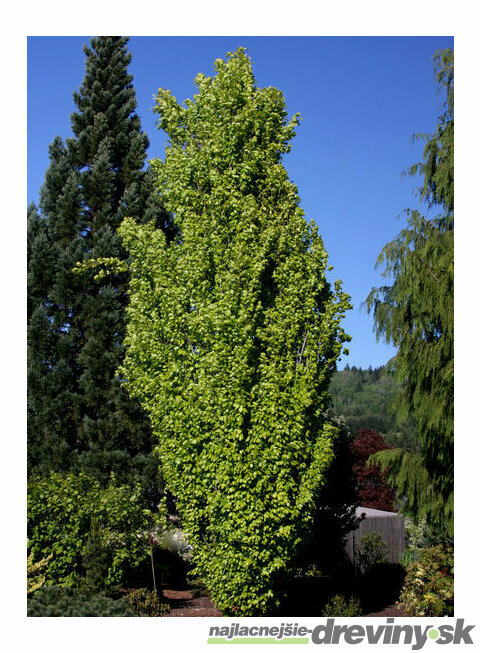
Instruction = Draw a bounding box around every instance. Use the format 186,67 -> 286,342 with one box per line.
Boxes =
329,366 -> 418,453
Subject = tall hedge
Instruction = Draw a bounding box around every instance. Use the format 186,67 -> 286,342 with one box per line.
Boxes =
118,48 -> 350,615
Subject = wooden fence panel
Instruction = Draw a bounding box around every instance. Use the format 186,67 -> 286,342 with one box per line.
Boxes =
345,513 -> 405,567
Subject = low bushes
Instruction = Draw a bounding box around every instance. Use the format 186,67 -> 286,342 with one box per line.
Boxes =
356,531 -> 389,574
322,594 -> 362,617
399,545 -> 453,616
27,586 -> 136,617
27,543 -> 52,596
353,532 -> 406,614
27,471 -> 163,588
27,585 -> 170,617
126,588 -> 169,616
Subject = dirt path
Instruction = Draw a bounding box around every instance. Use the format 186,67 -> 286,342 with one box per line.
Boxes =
161,586 -> 405,618
363,603 -> 405,617
161,587 -> 222,617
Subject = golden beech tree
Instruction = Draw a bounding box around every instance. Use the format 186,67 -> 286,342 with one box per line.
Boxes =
118,49 -> 351,615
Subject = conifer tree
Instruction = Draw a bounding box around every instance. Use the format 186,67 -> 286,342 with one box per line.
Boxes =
27,37 -> 170,498
366,49 -> 453,538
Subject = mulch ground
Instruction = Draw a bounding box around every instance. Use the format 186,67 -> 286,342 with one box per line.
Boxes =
363,603 -> 405,617
161,586 -> 222,617
161,585 -> 405,618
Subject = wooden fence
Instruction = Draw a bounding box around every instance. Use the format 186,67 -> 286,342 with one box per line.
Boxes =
345,507 -> 405,568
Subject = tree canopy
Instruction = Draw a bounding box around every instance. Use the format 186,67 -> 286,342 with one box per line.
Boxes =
118,48 -> 351,615
350,429 -> 396,512
365,49 -> 453,537
329,365 -> 418,451
27,37 -> 170,502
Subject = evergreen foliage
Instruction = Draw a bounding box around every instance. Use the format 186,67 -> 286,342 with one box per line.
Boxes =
27,37 -> 171,499
82,517 -> 109,593
369,447 -> 453,539
118,48 -> 351,615
329,365 -> 418,451
27,585 -> 136,617
365,49 -> 454,537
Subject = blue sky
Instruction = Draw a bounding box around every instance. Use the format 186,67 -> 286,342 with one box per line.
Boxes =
27,35 -> 453,370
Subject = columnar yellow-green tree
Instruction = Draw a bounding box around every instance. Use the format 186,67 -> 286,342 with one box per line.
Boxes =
119,49 -> 350,615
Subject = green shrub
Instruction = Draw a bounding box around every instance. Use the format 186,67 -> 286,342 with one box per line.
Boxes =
357,531 -> 389,574
400,518 -> 450,567
399,549 -> 418,567
27,542 -> 52,595
27,586 -> 135,617
188,578 -> 211,598
82,517 -> 109,593
126,588 -> 169,616
399,545 -> 453,616
400,519 -> 428,567
28,472 -> 161,588
322,594 -> 362,617
300,564 -> 324,578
